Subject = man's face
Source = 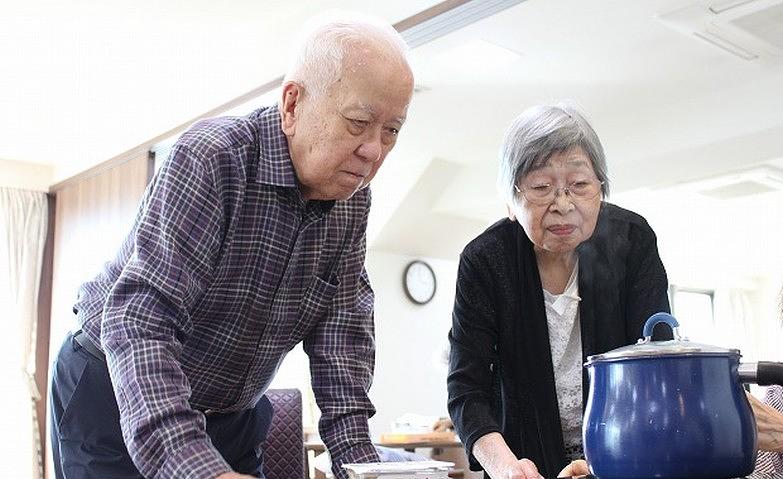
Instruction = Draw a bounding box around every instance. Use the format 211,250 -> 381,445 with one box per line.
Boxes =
282,46 -> 414,201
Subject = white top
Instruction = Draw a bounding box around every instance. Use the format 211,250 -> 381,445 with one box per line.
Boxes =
543,261 -> 583,457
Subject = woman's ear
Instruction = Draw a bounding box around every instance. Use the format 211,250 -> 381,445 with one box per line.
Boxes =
506,204 -> 516,221
280,81 -> 303,136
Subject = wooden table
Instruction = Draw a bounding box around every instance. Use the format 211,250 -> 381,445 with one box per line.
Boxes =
376,439 -> 462,454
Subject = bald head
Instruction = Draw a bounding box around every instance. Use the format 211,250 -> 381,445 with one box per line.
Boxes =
283,14 -> 412,100
279,13 -> 414,201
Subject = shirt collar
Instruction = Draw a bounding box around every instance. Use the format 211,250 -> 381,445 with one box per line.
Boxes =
543,259 -> 581,315
253,105 -> 336,215
254,104 -> 298,188
562,259 -> 580,300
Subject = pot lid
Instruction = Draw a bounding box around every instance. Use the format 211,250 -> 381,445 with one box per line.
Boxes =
586,312 -> 740,364
586,338 -> 739,364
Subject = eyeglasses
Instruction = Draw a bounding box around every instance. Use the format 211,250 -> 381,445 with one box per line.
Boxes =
514,179 -> 604,206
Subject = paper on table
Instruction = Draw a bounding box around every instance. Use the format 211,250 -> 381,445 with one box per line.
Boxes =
342,460 -> 454,473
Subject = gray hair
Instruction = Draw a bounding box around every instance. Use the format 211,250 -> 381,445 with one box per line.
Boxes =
283,12 -> 410,99
497,103 -> 610,206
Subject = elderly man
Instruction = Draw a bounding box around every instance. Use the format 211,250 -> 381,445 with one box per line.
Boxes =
49,15 -> 414,479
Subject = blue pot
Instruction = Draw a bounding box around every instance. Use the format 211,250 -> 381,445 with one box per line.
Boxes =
583,313 -> 783,479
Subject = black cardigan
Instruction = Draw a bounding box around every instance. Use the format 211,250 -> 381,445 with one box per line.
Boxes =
447,203 -> 670,478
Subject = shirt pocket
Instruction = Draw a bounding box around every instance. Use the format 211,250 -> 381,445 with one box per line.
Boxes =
288,274 -> 339,345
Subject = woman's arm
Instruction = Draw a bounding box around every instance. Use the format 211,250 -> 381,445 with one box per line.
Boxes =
448,251 -> 503,465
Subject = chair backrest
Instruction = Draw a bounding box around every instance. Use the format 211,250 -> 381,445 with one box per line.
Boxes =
262,388 -> 305,479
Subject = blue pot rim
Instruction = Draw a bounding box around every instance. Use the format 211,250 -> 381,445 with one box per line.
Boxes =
585,349 -> 741,367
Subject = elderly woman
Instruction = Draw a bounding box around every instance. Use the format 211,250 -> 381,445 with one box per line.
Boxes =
447,103 -> 670,479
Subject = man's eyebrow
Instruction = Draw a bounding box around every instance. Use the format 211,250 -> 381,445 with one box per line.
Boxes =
341,104 -> 374,117
356,103 -> 375,116
347,104 -> 406,125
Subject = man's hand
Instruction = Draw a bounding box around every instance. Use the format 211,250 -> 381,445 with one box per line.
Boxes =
557,459 -> 589,477
748,391 -> 783,452
215,473 -> 256,479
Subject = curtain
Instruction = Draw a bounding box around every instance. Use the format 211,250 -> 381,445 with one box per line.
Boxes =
713,288 -> 754,357
0,187 -> 48,479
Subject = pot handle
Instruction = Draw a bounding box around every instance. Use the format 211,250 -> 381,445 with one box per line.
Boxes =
739,362 -> 783,386
642,312 -> 681,340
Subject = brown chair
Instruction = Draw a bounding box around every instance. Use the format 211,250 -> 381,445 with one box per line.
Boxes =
261,388 -> 305,479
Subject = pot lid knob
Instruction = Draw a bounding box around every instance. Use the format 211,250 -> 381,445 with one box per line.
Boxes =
586,311 -> 739,364
640,312 -> 682,342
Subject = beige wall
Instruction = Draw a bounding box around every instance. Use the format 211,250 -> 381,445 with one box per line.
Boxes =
0,158 -> 54,192
45,153 -> 151,478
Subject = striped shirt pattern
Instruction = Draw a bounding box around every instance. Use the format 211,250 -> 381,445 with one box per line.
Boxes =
754,385 -> 783,477
76,105 -> 380,479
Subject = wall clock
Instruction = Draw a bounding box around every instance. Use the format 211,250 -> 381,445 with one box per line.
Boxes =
403,260 -> 437,305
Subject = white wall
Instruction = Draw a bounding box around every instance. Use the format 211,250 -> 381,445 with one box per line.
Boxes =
366,250 -> 458,440
266,250 -> 459,440
0,159 -> 53,192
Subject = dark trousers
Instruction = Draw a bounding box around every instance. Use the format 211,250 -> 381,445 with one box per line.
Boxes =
49,331 -> 272,479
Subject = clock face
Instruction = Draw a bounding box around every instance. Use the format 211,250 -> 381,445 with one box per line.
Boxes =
403,260 -> 437,305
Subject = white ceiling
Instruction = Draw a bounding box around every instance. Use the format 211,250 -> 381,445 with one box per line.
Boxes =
371,0 -> 783,289
0,0 -> 435,180
3,0 -> 783,287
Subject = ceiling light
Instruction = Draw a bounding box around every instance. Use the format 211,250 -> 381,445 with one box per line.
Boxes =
657,1 -> 783,60
396,0 -> 527,48
435,38 -> 522,71
710,0 -> 760,14
693,31 -> 759,59
669,165 -> 783,199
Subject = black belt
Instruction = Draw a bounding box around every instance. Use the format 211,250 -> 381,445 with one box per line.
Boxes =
73,330 -> 105,361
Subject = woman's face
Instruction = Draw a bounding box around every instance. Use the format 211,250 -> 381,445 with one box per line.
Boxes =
509,146 -> 602,256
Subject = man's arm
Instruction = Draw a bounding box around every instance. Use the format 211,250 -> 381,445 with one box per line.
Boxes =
102,145 -> 233,479
303,199 -> 380,479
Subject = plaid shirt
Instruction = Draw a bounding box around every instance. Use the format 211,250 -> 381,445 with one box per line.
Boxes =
76,105 -> 380,479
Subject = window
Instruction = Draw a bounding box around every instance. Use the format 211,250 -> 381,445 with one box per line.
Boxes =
669,286 -> 715,336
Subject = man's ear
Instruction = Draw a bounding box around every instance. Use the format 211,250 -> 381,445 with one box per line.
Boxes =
280,81 -> 303,136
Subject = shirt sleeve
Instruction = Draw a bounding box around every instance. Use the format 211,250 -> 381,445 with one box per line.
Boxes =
101,145 -> 232,479
303,195 -> 381,479
446,250 -> 502,468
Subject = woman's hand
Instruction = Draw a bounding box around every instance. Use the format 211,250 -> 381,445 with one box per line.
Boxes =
558,459 -> 590,477
499,458 -> 544,479
472,433 -> 543,479
215,473 -> 256,479
748,392 -> 783,452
